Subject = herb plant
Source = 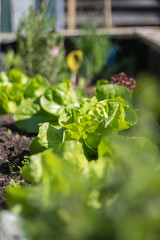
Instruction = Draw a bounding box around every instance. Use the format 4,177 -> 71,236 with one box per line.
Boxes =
17,6 -> 65,84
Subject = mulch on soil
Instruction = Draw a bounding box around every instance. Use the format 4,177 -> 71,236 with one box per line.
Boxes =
0,114 -> 35,208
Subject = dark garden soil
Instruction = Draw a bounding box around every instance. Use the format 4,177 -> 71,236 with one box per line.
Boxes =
0,114 -> 35,208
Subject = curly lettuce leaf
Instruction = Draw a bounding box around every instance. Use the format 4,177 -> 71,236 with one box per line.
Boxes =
59,96 -> 138,156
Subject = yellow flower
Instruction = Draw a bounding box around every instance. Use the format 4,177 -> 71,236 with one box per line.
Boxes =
67,50 -> 83,74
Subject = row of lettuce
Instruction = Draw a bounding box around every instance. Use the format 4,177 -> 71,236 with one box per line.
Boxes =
1,69 -> 160,240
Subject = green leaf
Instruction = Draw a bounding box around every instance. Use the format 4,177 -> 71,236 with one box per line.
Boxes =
14,98 -> 55,133
30,122 -> 64,154
6,187 -> 38,216
22,140 -> 88,185
96,79 -> 109,87
0,83 -> 24,114
14,80 -> 86,132
108,97 -> 138,131
24,74 -> 49,98
40,80 -> 83,116
95,84 -> 132,103
53,140 -> 88,172
0,72 -> 9,82
8,68 -> 28,85
59,96 -> 137,155
59,96 -> 98,126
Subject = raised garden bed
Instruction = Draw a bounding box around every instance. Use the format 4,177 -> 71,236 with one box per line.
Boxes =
0,9 -> 160,238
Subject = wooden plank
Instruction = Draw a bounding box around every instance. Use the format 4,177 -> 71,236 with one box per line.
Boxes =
112,12 -> 160,26
60,27 -> 135,37
2,27 -> 160,56
0,32 -> 16,44
135,27 -> 160,53
112,0 -> 160,9
104,0 -> 112,28
67,0 -> 76,29
76,13 -> 105,26
60,26 -> 160,55
74,0 -> 160,9
64,0 -> 160,9
76,1 -> 104,9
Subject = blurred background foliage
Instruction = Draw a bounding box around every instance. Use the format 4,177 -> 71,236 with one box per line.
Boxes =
4,6 -> 65,84
70,24 -> 112,85
17,6 -> 65,84
3,5 -> 139,87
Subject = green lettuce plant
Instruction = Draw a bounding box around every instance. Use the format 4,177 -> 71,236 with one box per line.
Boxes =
14,79 -> 86,132
13,81 -> 138,161
6,133 -> 160,240
5,75 -> 160,240
0,69 -> 49,115
3,50 -> 21,71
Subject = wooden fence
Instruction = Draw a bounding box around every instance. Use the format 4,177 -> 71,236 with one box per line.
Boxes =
66,0 -> 160,29
1,0 -> 160,33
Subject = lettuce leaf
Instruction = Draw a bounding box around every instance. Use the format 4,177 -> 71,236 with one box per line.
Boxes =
95,84 -> 132,103
22,140 -> 89,185
30,122 -> 64,154
0,72 -> 9,82
59,96 -> 138,156
14,98 -> 55,133
24,74 -> 49,98
14,80 -> 86,132
0,83 -> 24,114
0,69 -> 50,115
8,68 -> 28,85
40,79 -> 86,116
6,134 -> 160,240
